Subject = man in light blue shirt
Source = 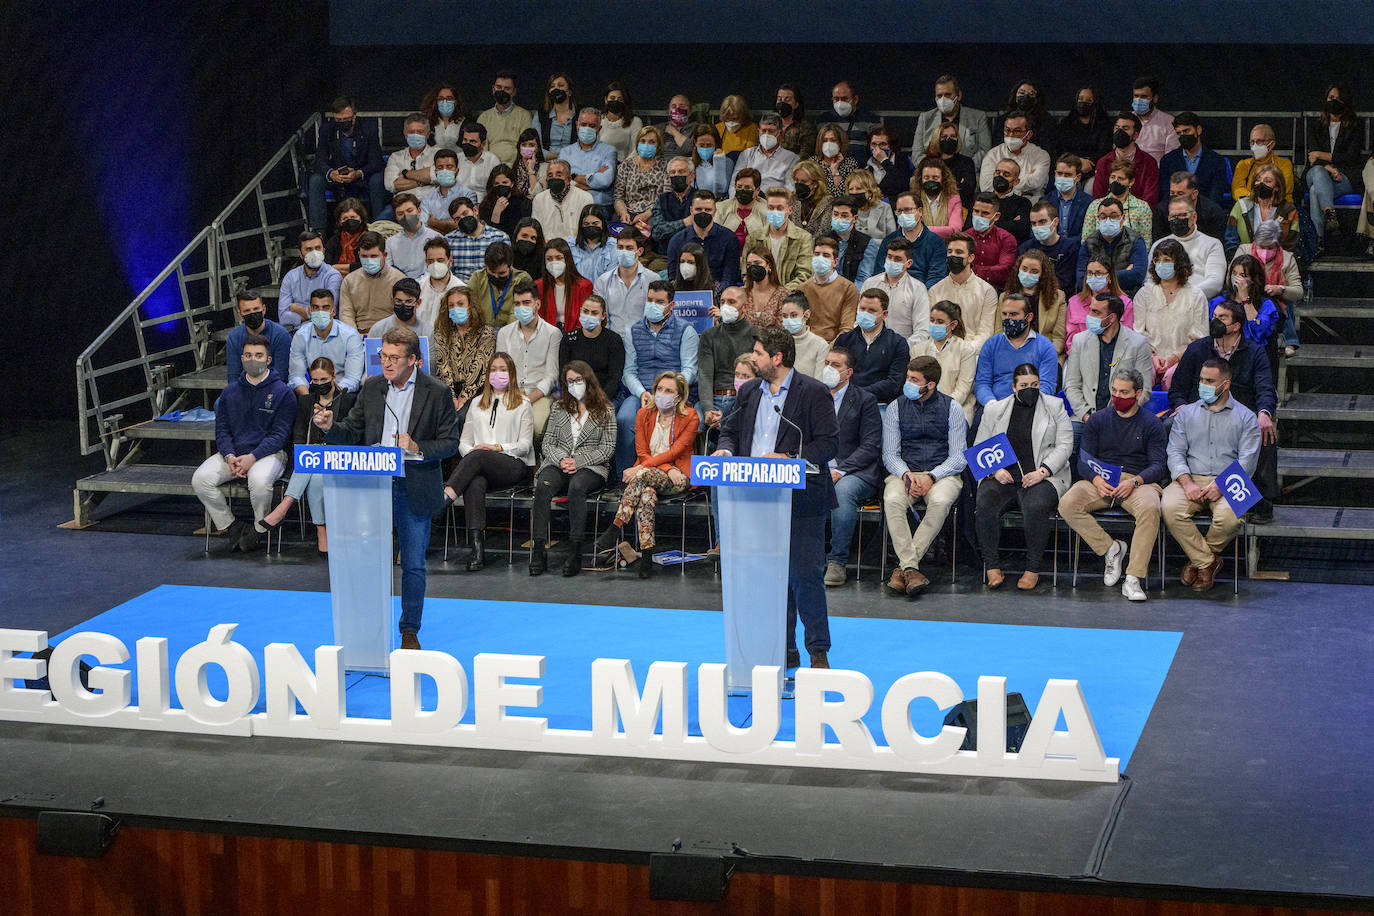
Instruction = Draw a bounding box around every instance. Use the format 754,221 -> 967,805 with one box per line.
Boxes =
558,107 -> 617,209
616,280 -> 699,470
385,193 -> 443,282
593,228 -> 658,333
278,231 -> 342,331
973,293 -> 1058,405
288,290 -> 365,394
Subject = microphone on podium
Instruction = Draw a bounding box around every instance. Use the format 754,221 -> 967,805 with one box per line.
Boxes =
773,405 -> 819,474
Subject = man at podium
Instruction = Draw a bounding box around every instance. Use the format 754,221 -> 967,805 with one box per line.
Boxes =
714,327 -> 839,669
314,327 -> 460,650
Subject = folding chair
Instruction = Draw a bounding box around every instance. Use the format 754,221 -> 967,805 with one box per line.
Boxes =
1068,507 -> 1167,591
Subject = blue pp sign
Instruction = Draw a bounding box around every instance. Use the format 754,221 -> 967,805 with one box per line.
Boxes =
963,433 -> 1018,481
364,337 -> 432,376
295,445 -> 405,476
673,290 -> 716,334
1216,460 -> 1261,516
1080,450 -> 1122,486
691,455 -> 805,489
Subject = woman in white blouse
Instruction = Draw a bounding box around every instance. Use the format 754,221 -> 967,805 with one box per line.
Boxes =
1134,239 -> 1207,388
443,353 -> 534,571
909,300 -> 978,422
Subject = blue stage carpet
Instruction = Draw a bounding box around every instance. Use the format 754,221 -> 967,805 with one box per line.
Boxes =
58,585 -> 1180,769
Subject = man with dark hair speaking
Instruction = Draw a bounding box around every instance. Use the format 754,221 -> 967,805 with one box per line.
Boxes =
713,327 -> 839,669
314,326 -> 460,649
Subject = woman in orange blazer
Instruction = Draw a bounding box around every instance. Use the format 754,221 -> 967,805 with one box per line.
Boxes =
593,370 -> 699,576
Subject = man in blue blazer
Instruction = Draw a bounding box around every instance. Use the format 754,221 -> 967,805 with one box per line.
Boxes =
1157,112 -> 1230,207
715,327 -> 840,669
819,347 -> 883,587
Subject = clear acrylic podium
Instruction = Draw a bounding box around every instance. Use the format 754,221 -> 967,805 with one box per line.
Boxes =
295,444 -> 405,675
690,456 -> 806,694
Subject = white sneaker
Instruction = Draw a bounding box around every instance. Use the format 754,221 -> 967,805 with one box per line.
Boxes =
1121,575 -> 1147,602
1103,539 -> 1128,587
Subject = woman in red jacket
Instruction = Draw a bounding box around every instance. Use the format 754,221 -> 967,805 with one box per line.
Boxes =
593,370 -> 699,576
536,238 -> 594,331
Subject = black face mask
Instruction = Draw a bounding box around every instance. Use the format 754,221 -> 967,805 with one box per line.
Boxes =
670,175 -> 689,193
1113,128 -> 1132,149
242,312 -> 265,330
340,218 -> 363,234
1075,102 -> 1094,117
1014,386 -> 1040,407
1169,216 -> 1191,236
458,215 -> 480,235
747,264 -> 767,283
1109,180 -> 1128,197
776,101 -> 794,119
692,211 -> 713,229
1253,183 -> 1275,201
461,143 -> 481,159
605,99 -> 625,115
1210,317 -> 1229,338
491,273 -> 510,287
1015,93 -> 1035,111
394,304 -> 416,322
1326,98 -> 1345,115
335,118 -> 355,134
992,175 -> 1011,194
847,193 -> 866,210
548,178 -> 568,198
580,225 -> 603,243
493,90 -> 512,106
309,381 -> 333,396
513,239 -> 536,256
946,255 -> 966,274
1178,133 -> 1199,151
922,179 -> 942,196
549,88 -> 568,105
491,185 -> 513,199
736,188 -> 755,205
938,136 -> 958,155
795,183 -> 813,201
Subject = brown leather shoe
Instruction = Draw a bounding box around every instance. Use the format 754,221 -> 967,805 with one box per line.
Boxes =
786,648 -> 801,669
400,632 -> 421,651
1192,554 -> 1224,592
986,568 -> 1005,589
886,568 -> 908,595
904,569 -> 930,595
1181,563 -> 1198,586
809,651 -> 830,669
1017,571 -> 1040,591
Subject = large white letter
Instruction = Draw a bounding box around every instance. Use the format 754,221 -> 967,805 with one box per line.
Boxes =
389,649 -> 468,735
591,659 -> 687,747
49,632 -> 131,718
792,668 -> 876,758
136,637 -> 170,720
0,629 -> 49,711
697,663 -> 780,755
975,675 -> 1008,766
1017,679 -> 1108,772
265,643 -> 345,728
173,624 -> 262,726
474,653 -> 547,742
880,672 -> 966,764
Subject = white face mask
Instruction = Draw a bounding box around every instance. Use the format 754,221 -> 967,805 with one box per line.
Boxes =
724,120 -> 740,134
820,365 -> 842,388
1005,137 -> 1024,152
567,380 -> 586,401
720,304 -> 739,324
1250,143 -> 1270,159
936,96 -> 956,115
833,101 -> 853,118
821,141 -> 841,158
759,133 -> 779,151
303,250 -> 325,269
546,260 -> 566,278
679,262 -> 697,280
426,261 -> 449,280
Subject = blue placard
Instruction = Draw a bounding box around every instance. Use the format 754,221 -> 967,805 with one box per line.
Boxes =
673,290 -> 715,334
364,336 -> 432,376
1216,460 -> 1262,516
295,445 -> 406,477
963,433 -> 1018,481
691,455 -> 805,489
1080,450 -> 1123,486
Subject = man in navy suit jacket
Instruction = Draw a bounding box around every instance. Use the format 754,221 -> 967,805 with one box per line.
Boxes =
819,347 -> 882,588
716,327 -> 839,669
1157,112 -> 1229,207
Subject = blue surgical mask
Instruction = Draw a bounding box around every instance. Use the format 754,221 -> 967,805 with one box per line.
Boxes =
578,125 -> 598,145
928,323 -> 948,341
449,306 -> 468,325
615,248 -> 637,268
406,133 -> 426,150
1098,218 -> 1122,238
644,303 -> 666,323
1031,224 -> 1054,242
971,215 -> 992,232
831,217 -> 852,234
782,316 -> 804,334
766,210 -> 786,228
696,146 -> 716,161
434,169 -> 456,188
884,259 -> 905,278
580,313 -> 600,333
1154,260 -> 1175,280
903,380 -> 924,400
636,142 -> 657,159
810,255 -> 833,277
1054,175 -> 1076,194
854,310 -> 877,331
1018,270 -> 1040,288
1131,97 -> 1150,116
310,311 -> 332,331
514,305 -> 536,325
1197,383 -> 1218,404
896,212 -> 918,231
1086,275 -> 1109,292
359,256 -> 382,275
437,99 -> 456,117
1086,315 -> 1105,335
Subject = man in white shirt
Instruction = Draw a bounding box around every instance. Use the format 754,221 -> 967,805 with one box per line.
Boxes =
495,281 -> 562,435
927,233 -> 999,344
418,238 -> 463,328
456,122 -> 500,203
862,238 -> 930,346
385,194 -> 443,282
288,290 -> 365,394
531,159 -> 593,242
979,113 -> 1050,202
735,113 -> 800,192
384,113 -> 437,210
1149,198 -> 1225,298
593,228 -> 658,334
277,230 -> 342,332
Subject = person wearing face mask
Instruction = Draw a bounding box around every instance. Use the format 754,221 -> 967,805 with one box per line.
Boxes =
1232,223 -> 1302,356
809,123 -> 860,201
1306,83 -> 1367,239
983,159 -> 1033,244
690,123 -> 735,201
912,75 -> 992,172
559,294 -> 624,403
494,281 -> 562,438
974,362 -> 1072,590
1058,365 -> 1167,602
510,218 -> 546,277
789,160 -> 834,239
278,230 -> 343,331
735,114 -> 801,194
928,233 -> 1000,344
368,278 -> 434,343
1091,112 -> 1160,206
598,82 -> 644,163
310,96 -> 386,232
532,159 -> 593,242
1018,201 -> 1080,294
1162,357 -> 1261,590
594,371 -> 699,576
1076,197 -> 1147,296
568,204 -> 617,281
614,125 -> 670,235
1049,154 -> 1094,240
1055,88 -> 1111,182
825,199 -> 880,285
832,289 -> 910,405
385,113 -> 438,206
1083,161 -> 1153,248
287,289 -> 365,396
385,193 -> 443,283
650,157 -> 699,249
420,149 -> 480,235
776,291 -> 829,379
826,81 -> 877,160
1066,258 -> 1136,352
716,169 -> 769,249
593,227 -> 659,334
616,280 -> 700,473
925,123 -> 979,210
800,236 -> 861,342
1063,294 -> 1153,460
865,123 -> 913,204
973,294 -> 1058,406
1150,197 -> 1225,298
442,353 -> 535,572
773,83 -> 816,158
340,231 -> 406,334
816,347 -> 883,587
260,356 -> 358,555
1157,112 -> 1229,208
1134,240 -> 1207,386
418,238 -> 463,328
478,71 -> 533,166
536,237 -> 593,331
533,72 -> 576,159
743,187 -> 817,291
454,123 -> 499,203
558,107 -> 617,209
193,333 -> 297,554
697,285 -> 757,438
432,287 -> 498,429
1002,250 -> 1066,358
879,191 -> 950,288
227,289 -> 293,385
665,191 -> 742,288
879,354 -> 967,595
1231,124 -> 1294,205
715,94 -> 759,156
845,169 -> 895,241
1128,76 -> 1177,164
657,93 -> 696,159
466,241 -> 534,329
1151,171 -> 1227,244
913,158 -> 963,240
325,199 -> 370,274
980,114 -> 1050,203
477,165 -> 531,240
909,301 -> 978,422
1226,166 -> 1300,257
514,128 -> 550,198
443,197 -> 510,283
964,194 -> 1017,288
425,82 -> 469,152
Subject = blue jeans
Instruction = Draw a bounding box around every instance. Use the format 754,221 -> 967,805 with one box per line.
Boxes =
1306,166 -> 1355,239
392,479 -> 431,635
285,471 -> 325,523
828,474 -> 876,565
787,517 -> 830,654
307,170 -> 388,232
615,393 -> 643,475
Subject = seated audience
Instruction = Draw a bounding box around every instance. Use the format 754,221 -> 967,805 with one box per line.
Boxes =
965,193 -> 1017,288
510,217 -> 546,278
666,190 -> 743,288
421,148 -> 478,235
1129,76 -> 1178,163
617,280 -> 700,471
531,159 -> 593,242
227,289 -> 291,385
690,123 -> 734,201
530,361 -> 617,576
599,82 -> 643,163
1150,197 -> 1225,298
993,79 -> 1054,153
717,168 -> 768,248
573,204 -> 618,280
910,300 -> 978,421
865,123 -> 913,203
801,235 -> 861,342
443,352 -> 535,571
279,231 -> 343,332
671,241 -> 715,294
980,113 -> 1050,202
658,94 -> 695,159
974,294 -> 1058,405
386,194 -> 443,282
425,82 -> 468,151
775,82 -> 817,158
1002,249 -> 1067,358
781,290 -> 829,379
431,286 -> 498,429
929,232 -> 1000,343
826,80 -> 878,160
1226,166 -> 1300,257
912,74 -> 992,171
1066,259 -> 1136,352
1092,112 -> 1160,205
614,124 -> 669,236
715,94 -> 760,156
832,288 -> 909,405
494,280 -> 562,436
810,122 -> 860,201
1233,221 -> 1303,356
559,293 -> 624,401
1057,365 -> 1167,602
927,121 -> 978,208
861,238 -> 930,343
974,362 -> 1072,590
340,231 -> 405,334
537,237 -> 593,331
367,278 -> 434,341
287,290 -> 364,395
827,196 -> 880,285
1152,171 -> 1227,244
1135,240 -> 1207,386
445,196 -> 509,283
419,238 -> 462,328
735,113 -> 800,192
1162,357 -> 1261,590
1064,294 -> 1153,445
985,158 -> 1033,244
697,285 -> 757,445
324,198 -> 368,275
533,73 -> 576,158
478,165 -> 532,239
593,227 -> 658,334
1076,197 -> 1147,295
1083,160 -> 1153,248
384,113 -> 437,207
880,190 -> 949,287
456,122 -> 500,201
1019,200 -> 1080,295
915,157 -> 965,240
817,347 -> 883,587
789,160 -> 833,238
1158,112 -> 1229,207
1056,89 -> 1111,185
467,241 -> 532,329
743,187 -> 816,290
1231,124 -> 1294,204
741,243 -> 786,328
881,355 -> 967,595
648,155 -> 697,250
478,71 -> 533,165
1305,85 -> 1363,242
1048,154 -> 1094,239
846,168 -> 896,241
309,96 -> 386,231
1212,253 -> 1280,351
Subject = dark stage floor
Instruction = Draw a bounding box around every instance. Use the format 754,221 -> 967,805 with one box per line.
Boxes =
2,422 -> 1371,906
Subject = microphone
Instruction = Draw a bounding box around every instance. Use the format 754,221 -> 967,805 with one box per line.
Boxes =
773,405 -> 819,474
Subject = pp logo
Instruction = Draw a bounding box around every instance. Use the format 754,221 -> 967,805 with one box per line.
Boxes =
299,450 -> 323,470
1223,474 -> 1251,502
695,461 -> 720,482
976,445 -> 1006,469
1087,459 -> 1108,478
